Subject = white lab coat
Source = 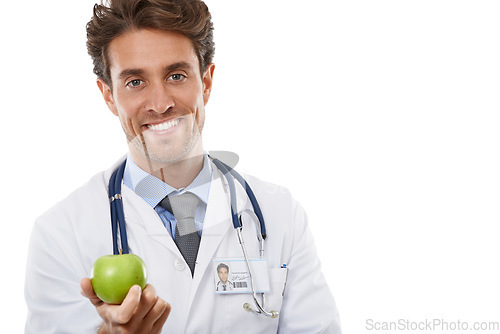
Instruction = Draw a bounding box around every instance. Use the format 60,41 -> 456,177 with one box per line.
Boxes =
25,158 -> 341,333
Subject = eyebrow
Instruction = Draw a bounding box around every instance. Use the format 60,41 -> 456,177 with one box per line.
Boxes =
118,62 -> 193,81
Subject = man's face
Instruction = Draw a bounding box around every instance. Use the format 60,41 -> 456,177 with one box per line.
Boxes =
218,267 -> 228,284
98,29 -> 214,170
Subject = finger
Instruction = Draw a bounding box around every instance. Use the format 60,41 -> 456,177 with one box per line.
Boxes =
134,284 -> 158,320
151,301 -> 171,333
112,285 -> 142,324
143,297 -> 168,325
80,278 -> 103,307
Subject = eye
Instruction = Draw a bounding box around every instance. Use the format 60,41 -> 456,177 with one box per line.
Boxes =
126,79 -> 143,87
169,73 -> 186,81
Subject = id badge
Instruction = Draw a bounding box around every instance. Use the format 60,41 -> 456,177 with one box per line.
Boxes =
213,258 -> 270,294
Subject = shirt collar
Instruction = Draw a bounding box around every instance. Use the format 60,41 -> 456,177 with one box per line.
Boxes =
123,153 -> 213,208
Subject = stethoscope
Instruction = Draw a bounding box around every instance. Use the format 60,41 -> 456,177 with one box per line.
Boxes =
108,157 -> 279,319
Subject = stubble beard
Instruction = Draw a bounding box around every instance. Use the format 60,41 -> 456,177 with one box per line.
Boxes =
125,115 -> 204,170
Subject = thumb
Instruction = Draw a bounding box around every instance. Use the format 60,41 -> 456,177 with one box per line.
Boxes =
80,277 -> 103,306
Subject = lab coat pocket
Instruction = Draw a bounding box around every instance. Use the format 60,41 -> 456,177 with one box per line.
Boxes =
265,267 -> 289,311
217,268 -> 288,333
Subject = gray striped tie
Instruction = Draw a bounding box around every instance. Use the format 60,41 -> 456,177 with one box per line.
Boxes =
160,192 -> 200,277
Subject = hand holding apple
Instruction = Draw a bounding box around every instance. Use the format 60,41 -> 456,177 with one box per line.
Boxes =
80,278 -> 170,333
91,253 -> 148,304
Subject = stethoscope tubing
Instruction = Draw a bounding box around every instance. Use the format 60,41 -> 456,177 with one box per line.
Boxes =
210,156 -> 267,240
109,160 -> 129,254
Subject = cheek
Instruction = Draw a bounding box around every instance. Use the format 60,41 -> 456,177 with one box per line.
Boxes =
181,84 -> 205,110
115,95 -> 141,123
115,96 -> 136,118
114,101 -> 144,138
192,95 -> 206,126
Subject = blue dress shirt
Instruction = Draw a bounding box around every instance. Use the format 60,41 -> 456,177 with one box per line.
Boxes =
123,154 -> 213,239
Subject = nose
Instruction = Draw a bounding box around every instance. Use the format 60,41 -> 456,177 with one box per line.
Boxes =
144,82 -> 174,113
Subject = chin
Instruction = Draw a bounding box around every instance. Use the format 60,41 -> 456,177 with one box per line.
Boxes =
129,132 -> 202,166
147,147 -> 199,165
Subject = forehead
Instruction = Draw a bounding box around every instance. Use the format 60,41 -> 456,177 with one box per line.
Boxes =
218,267 -> 228,272
107,29 -> 200,77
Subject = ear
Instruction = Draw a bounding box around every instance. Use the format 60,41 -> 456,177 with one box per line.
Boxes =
202,63 -> 215,106
96,78 -> 118,116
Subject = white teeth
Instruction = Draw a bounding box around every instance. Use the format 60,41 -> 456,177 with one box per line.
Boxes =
147,119 -> 180,131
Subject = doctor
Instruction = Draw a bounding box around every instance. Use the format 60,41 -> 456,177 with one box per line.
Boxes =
24,0 -> 342,333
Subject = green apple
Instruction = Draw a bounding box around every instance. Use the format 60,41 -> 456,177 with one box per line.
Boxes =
90,254 -> 147,304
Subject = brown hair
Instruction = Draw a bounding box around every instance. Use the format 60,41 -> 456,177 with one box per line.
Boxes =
86,0 -> 215,87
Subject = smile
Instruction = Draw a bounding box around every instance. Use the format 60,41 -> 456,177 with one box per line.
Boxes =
147,118 -> 180,131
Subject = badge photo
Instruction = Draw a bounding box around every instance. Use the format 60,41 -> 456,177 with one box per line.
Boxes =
213,258 -> 270,294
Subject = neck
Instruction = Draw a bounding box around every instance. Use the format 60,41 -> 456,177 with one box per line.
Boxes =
158,154 -> 204,189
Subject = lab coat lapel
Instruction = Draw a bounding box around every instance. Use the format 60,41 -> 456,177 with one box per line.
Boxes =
192,166 -> 232,282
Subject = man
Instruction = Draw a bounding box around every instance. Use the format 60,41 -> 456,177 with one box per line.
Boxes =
24,0 -> 341,333
215,263 -> 234,292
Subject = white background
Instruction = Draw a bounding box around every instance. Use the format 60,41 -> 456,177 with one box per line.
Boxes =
2,1 -> 500,333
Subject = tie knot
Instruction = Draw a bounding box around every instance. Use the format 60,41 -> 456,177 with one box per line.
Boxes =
160,192 -> 200,220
